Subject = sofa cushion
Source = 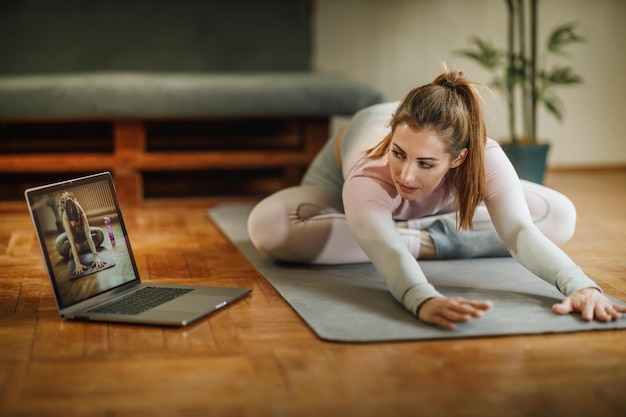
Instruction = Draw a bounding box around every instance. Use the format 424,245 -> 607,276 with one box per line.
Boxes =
0,72 -> 385,120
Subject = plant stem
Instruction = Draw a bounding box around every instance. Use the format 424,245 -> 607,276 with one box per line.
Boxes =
518,0 -> 533,141
530,0 -> 538,141
506,0 -> 517,144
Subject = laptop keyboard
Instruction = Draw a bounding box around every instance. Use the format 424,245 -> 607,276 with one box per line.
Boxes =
89,286 -> 194,315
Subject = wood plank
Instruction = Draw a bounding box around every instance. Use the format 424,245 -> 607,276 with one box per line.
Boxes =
0,169 -> 625,417
114,120 -> 146,157
0,154 -> 116,172
113,170 -> 143,206
0,151 -> 320,171
1,118 -> 330,206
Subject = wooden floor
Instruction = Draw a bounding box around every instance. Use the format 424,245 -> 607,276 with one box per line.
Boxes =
1,169 -> 625,417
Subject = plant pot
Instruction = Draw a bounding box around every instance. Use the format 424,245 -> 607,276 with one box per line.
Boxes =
502,143 -> 550,184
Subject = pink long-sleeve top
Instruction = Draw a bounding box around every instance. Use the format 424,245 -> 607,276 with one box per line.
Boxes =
340,102 -> 598,314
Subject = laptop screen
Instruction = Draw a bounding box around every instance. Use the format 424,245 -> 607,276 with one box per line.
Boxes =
25,172 -> 140,310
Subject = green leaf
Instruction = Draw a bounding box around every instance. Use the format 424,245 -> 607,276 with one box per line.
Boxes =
547,22 -> 586,56
454,37 -> 502,69
541,66 -> 584,86
538,92 -> 565,122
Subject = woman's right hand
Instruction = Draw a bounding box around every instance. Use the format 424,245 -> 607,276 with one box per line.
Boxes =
73,261 -> 87,276
418,297 -> 492,329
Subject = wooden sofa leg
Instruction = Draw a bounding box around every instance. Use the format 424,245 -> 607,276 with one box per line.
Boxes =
113,121 -> 145,206
113,171 -> 143,207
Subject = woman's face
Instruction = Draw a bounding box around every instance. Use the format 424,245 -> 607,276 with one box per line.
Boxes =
388,124 -> 466,199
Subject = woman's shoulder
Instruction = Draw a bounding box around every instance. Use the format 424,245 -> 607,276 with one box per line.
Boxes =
485,137 -> 502,150
484,138 -> 508,164
483,138 -> 520,197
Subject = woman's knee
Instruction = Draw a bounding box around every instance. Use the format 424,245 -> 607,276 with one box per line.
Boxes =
247,192 -> 293,259
522,180 -> 577,244
91,227 -> 104,247
55,233 -> 71,257
247,186 -> 343,261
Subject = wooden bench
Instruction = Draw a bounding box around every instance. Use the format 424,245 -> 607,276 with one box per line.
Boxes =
0,1 -> 383,205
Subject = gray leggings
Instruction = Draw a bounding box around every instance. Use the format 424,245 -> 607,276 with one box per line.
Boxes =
55,227 -> 105,258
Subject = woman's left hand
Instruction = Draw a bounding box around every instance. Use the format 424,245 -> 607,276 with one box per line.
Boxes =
91,254 -> 106,270
553,287 -> 626,322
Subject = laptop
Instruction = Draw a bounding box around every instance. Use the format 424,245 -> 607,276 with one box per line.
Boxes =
25,172 -> 251,326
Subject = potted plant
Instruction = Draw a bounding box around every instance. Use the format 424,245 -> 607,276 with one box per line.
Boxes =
456,0 -> 585,183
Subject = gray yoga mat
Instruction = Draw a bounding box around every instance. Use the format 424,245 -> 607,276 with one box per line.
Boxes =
68,249 -> 116,281
208,204 -> 626,342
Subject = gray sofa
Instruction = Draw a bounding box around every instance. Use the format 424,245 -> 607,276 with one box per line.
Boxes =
0,0 -> 384,204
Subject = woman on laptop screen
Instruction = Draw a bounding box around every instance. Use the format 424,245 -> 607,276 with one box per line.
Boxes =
56,191 -> 107,276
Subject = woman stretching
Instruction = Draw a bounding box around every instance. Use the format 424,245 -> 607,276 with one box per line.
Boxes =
247,68 -> 625,329
56,191 -> 106,276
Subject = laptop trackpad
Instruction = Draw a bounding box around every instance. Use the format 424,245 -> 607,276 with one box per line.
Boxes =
163,295 -> 228,311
